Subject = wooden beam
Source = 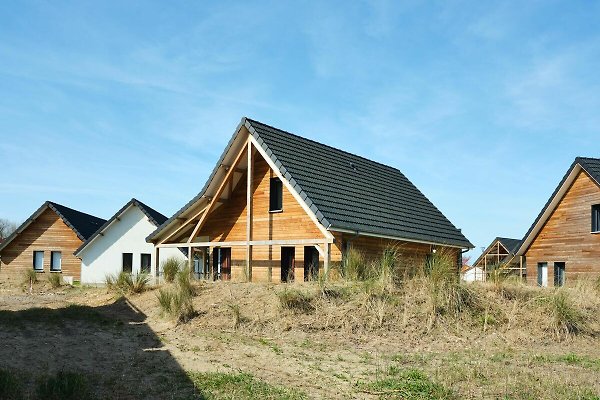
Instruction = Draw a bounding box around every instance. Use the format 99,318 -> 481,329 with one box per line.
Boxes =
187,138 -> 249,243
159,204 -> 208,245
154,246 -> 160,281
324,242 -> 331,278
188,246 -> 193,272
158,238 -> 332,249
246,140 -> 253,282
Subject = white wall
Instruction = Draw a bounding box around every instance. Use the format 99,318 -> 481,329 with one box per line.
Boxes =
462,267 -> 485,282
79,205 -> 184,284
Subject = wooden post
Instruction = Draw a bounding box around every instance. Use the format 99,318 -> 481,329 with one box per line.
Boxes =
188,246 -> 193,273
155,246 -> 160,283
246,141 -> 253,282
324,242 -> 331,279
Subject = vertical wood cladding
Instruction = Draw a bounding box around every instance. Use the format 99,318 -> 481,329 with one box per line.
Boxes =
525,170 -> 600,286
0,208 -> 83,281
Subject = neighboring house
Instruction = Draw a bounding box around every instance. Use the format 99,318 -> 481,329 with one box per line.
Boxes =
461,265 -> 485,282
472,237 -> 523,279
147,117 -> 473,283
516,157 -> 600,287
75,198 -> 185,284
0,201 -> 106,282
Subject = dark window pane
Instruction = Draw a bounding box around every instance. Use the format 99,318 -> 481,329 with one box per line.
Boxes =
33,251 -> 44,271
141,254 -> 151,273
122,253 -> 133,274
593,205 -> 600,232
269,178 -> 283,211
50,251 -> 62,272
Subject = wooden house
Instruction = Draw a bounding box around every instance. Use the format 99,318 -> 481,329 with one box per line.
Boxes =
472,237 -> 523,279
0,202 -> 106,282
147,118 -> 473,282
74,198 -> 185,284
516,157 -> 600,287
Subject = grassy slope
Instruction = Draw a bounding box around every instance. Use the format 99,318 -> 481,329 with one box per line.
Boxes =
1,277 -> 600,399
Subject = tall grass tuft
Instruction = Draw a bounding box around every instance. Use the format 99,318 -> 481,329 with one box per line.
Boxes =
548,289 -> 587,340
36,371 -> 89,400
22,269 -> 38,293
341,246 -> 367,281
157,265 -> 197,323
130,273 -> 150,294
0,369 -> 23,400
48,273 -> 61,289
162,257 -> 183,283
105,272 -> 149,294
277,288 -> 315,314
157,288 -> 174,315
176,266 -> 195,297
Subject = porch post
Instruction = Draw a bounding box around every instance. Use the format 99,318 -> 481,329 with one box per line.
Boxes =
246,140 -> 253,282
155,246 -> 160,283
324,242 -> 331,279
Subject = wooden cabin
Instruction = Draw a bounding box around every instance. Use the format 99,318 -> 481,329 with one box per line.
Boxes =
516,157 -> 600,287
147,118 -> 473,282
0,202 -> 105,283
472,237 -> 523,279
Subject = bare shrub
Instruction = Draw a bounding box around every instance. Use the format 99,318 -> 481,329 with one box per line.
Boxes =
48,273 -> 61,289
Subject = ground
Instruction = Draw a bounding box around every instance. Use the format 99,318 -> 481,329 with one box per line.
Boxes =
1,280 -> 599,399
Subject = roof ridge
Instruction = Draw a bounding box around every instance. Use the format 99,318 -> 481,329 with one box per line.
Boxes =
245,117 -> 407,175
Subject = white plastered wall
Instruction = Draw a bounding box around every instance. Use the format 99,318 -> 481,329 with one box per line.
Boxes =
79,205 -> 184,284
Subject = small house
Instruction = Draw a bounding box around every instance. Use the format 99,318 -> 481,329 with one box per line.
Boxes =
0,201 -> 106,282
516,157 -> 600,287
75,198 -> 185,284
472,237 -> 523,279
147,118 -> 473,282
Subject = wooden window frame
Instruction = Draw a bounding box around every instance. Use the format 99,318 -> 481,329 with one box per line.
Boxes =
592,204 -> 600,233
50,251 -> 62,272
269,177 -> 283,213
33,251 -> 44,272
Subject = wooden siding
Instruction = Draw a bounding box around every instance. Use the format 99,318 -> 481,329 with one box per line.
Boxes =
198,155 -> 323,242
525,170 -> 600,286
190,145 -> 460,282
0,208 -> 83,281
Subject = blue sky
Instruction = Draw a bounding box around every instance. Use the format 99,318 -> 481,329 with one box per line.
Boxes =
1,1 -> 599,258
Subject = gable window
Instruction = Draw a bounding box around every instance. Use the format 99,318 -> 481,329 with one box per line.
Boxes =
592,204 -> 600,233
33,251 -> 44,271
269,177 -> 283,212
122,253 -> 133,274
141,253 -> 151,274
50,251 -> 62,272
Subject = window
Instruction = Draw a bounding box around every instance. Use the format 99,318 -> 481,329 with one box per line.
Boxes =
50,251 -> 62,272
537,262 -> 548,287
141,253 -> 151,274
33,251 -> 44,271
554,262 -> 566,287
592,204 -> 600,232
269,177 -> 283,212
122,253 -> 133,274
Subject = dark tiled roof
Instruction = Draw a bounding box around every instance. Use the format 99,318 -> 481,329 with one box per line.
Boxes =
517,157 -> 600,254
246,119 -> 473,248
148,117 -> 473,248
0,201 -> 106,252
496,237 -> 522,254
49,202 -> 106,240
75,198 -> 167,255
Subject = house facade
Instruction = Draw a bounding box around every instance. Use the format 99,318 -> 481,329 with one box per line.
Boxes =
147,118 -> 473,282
472,237 -> 523,279
517,157 -> 600,287
0,202 -> 106,282
75,199 -> 184,284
